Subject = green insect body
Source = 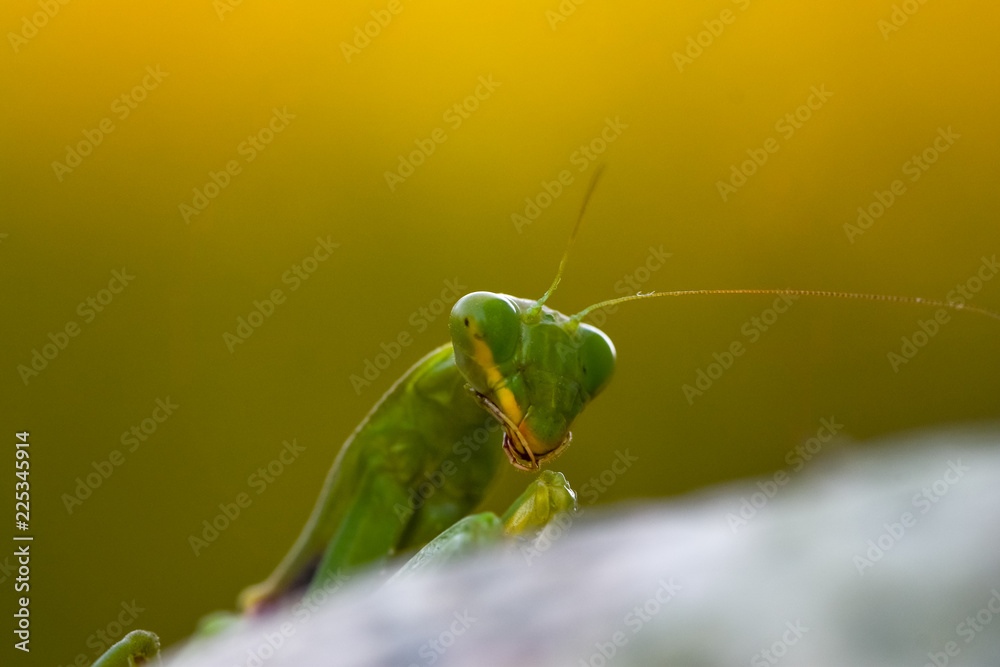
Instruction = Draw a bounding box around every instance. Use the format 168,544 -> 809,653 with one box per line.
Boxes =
240,293 -> 615,611
74,163 -> 1000,657
237,165 -> 998,615
237,168 -> 616,612
92,630 -> 160,667
239,344 -> 500,609
499,470 -> 578,535
386,470 -> 578,584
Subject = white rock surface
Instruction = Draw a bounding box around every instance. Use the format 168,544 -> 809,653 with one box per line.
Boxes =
167,425 -> 1000,667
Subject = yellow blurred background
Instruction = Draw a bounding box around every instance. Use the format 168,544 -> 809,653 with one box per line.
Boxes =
2,0 -> 998,662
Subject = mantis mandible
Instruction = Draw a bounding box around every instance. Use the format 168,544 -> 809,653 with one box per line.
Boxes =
238,166 -> 1000,612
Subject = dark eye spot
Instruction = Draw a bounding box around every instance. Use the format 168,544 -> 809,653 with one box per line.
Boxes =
464,318 -> 470,327
582,366 -> 587,374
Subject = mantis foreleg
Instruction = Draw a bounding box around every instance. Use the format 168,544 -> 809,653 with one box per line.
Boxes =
92,630 -> 160,667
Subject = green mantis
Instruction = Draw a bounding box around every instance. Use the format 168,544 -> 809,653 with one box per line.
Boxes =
386,470 -> 577,584
93,167 -> 1000,663
235,169 -> 625,611
237,167 -> 1000,613
238,262 -> 614,607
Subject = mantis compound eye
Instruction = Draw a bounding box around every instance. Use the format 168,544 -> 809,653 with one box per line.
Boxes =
575,323 -> 616,400
449,292 -> 523,392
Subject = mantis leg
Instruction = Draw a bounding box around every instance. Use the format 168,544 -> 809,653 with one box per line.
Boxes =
385,513 -> 505,584
501,470 -> 577,537
240,428 -> 501,610
92,630 -> 160,667
305,463 -> 421,595
240,433 -> 432,609
387,471 -> 578,583
239,344 -> 504,612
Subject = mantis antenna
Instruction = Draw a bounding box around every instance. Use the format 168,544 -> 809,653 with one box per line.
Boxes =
524,163 -> 1000,325
571,289 -> 1000,323
527,163 -> 606,321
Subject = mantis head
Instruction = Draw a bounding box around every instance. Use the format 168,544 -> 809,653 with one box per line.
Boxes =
449,291 -> 615,471
447,164 -> 1000,472
446,165 -> 617,471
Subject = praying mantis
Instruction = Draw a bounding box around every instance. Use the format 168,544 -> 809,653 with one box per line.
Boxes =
236,165 -> 1000,612
93,167 -> 1000,665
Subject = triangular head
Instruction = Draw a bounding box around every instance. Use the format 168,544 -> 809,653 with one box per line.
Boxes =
450,292 -> 616,470
446,164 -> 1000,472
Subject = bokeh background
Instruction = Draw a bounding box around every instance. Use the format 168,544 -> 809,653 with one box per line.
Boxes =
2,0 -> 998,663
